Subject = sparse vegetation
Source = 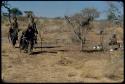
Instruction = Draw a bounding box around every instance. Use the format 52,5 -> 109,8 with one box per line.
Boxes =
65,7 -> 100,51
1,1 -> 124,83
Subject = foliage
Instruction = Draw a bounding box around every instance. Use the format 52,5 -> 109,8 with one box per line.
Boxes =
81,8 -> 100,19
65,7 -> 100,51
106,1 -> 123,27
24,11 -> 34,18
10,8 -> 22,16
1,1 -> 23,23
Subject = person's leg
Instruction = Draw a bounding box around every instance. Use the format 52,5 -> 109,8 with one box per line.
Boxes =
34,35 -> 37,44
24,39 -> 28,53
31,39 -> 34,51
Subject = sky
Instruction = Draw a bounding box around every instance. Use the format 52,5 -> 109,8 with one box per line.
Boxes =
1,1 -> 123,19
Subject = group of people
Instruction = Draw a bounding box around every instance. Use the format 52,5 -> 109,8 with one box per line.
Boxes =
8,15 -> 121,54
8,15 -> 38,53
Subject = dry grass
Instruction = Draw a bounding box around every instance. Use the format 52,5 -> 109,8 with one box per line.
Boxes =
1,18 -> 124,83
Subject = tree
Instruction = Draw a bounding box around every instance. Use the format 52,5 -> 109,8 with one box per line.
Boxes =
81,8 -> 100,19
1,1 -> 11,23
1,1 -> 23,23
24,11 -> 34,18
106,1 -> 123,27
65,7 -> 100,51
10,8 -> 22,17
107,2 -> 117,21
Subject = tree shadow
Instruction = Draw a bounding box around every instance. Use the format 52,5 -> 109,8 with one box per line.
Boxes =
15,45 -> 61,49
14,46 -> 103,54
31,50 -> 57,55
82,49 -> 104,53
34,45 -> 61,49
57,49 -> 69,52
15,46 -> 20,48
31,49 -> 69,55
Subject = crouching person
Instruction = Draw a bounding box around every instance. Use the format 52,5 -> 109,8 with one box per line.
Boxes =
19,30 -> 28,53
19,27 -> 35,54
109,34 -> 120,51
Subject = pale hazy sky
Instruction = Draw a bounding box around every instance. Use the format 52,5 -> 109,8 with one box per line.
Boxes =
1,1 -> 123,19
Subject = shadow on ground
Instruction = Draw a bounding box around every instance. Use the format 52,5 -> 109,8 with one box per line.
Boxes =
34,45 -> 62,48
15,45 -> 61,48
31,49 -> 69,55
81,49 -> 104,53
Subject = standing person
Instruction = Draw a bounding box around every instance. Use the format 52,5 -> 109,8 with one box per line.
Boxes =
20,16 -> 38,53
109,34 -> 117,45
8,16 -> 19,47
29,16 -> 38,44
109,33 -> 119,51
19,15 -> 39,53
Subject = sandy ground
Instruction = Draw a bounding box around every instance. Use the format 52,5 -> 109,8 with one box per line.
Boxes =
1,20 -> 124,83
2,38 -> 124,83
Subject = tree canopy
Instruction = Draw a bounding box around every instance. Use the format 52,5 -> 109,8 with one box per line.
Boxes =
10,8 -> 23,16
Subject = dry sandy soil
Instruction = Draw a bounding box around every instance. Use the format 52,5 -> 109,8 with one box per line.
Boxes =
1,19 -> 124,83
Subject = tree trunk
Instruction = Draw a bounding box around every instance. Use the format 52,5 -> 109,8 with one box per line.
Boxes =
8,13 -> 11,23
81,39 -> 84,52
100,34 -> 104,50
38,31 -> 42,52
4,6 -> 11,24
40,36 -> 42,52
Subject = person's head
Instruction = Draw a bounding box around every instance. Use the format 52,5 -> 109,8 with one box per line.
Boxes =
27,24 -> 32,31
29,17 -> 34,24
9,23 -> 12,29
112,34 -> 116,38
28,15 -> 34,23
22,31 -> 25,35
13,17 -> 17,22
31,17 -> 34,23
28,22 -> 32,27
27,28 -> 31,32
9,23 -> 13,28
